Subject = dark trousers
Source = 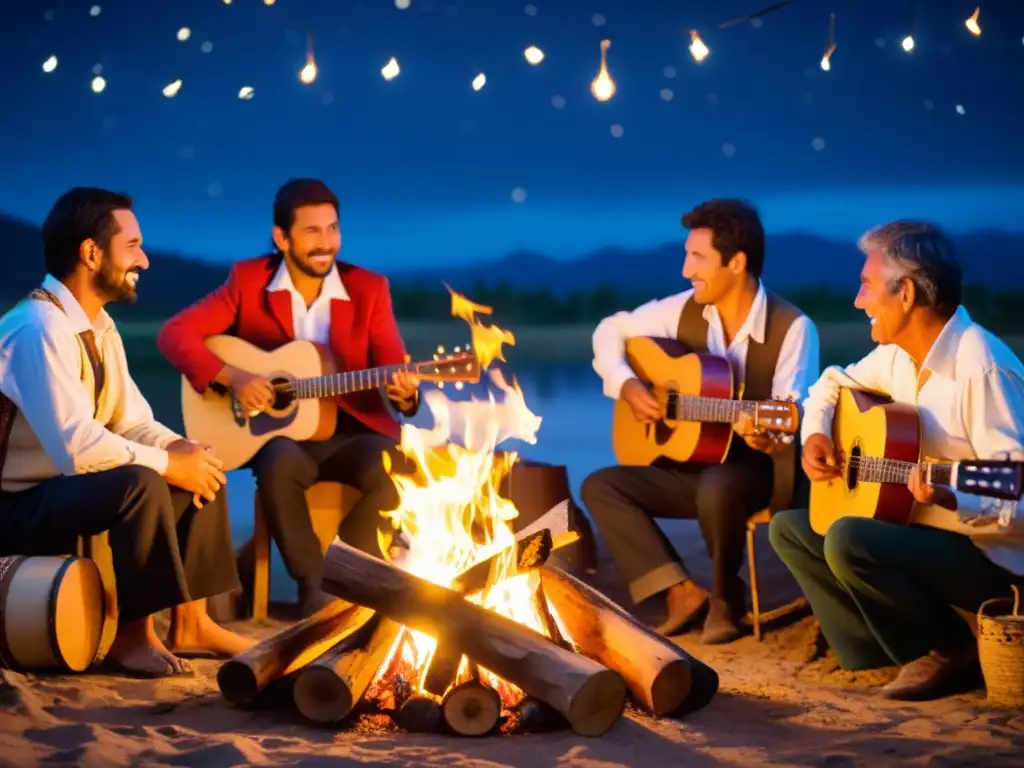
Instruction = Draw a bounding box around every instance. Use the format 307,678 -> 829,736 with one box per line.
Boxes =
0,466 -> 240,624
769,508 -> 1020,670
248,424 -> 411,589
581,446 -> 774,604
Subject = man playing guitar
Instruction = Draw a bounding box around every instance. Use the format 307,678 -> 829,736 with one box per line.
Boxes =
158,179 -> 419,617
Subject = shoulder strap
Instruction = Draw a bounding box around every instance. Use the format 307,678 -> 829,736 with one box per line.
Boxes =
676,294 -> 709,352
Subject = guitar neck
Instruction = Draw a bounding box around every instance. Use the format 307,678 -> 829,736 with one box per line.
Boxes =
294,364 -> 411,399
672,394 -> 754,424
852,456 -> 954,488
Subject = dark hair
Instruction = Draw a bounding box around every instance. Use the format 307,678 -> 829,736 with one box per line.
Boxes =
858,219 -> 962,318
272,178 -> 339,232
681,198 -> 766,278
42,187 -> 133,279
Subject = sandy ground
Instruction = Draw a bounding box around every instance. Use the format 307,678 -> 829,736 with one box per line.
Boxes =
3,519 -> 1022,767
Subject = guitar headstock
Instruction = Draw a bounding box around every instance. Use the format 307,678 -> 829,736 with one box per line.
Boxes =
955,459 -> 1023,502
752,399 -> 800,436
413,349 -> 481,386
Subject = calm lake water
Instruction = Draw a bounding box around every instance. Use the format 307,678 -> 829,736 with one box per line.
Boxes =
134,360 -> 616,601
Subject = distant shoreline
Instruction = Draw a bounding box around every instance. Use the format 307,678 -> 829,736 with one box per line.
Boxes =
116,319 -> 1024,366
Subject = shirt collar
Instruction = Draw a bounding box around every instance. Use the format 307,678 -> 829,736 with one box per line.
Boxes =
701,280 -> 768,344
920,305 -> 972,380
267,259 -> 349,302
41,274 -> 113,335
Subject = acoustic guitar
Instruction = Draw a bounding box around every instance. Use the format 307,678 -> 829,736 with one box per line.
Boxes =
611,336 -> 800,466
181,335 -> 480,471
809,387 -> 1023,535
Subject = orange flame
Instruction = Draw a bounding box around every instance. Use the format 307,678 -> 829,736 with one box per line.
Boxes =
446,285 -> 515,371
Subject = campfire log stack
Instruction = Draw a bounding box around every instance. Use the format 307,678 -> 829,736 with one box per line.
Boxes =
217,535 -> 720,736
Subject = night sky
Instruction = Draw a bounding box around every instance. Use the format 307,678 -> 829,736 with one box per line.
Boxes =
2,0 -> 1022,270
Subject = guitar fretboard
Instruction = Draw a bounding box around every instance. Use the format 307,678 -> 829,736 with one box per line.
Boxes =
848,456 -> 953,488
294,364 -> 413,399
672,394 -> 755,424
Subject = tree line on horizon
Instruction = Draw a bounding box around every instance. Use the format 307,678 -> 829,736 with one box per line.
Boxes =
387,280 -> 1024,333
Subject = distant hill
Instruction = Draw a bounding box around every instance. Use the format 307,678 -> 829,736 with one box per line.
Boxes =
3,214 -> 1022,316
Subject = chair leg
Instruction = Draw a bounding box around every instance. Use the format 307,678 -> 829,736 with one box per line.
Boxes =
253,497 -> 270,622
747,525 -> 761,642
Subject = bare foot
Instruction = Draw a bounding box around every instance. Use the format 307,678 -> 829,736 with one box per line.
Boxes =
167,602 -> 254,658
655,579 -> 711,636
106,617 -> 193,678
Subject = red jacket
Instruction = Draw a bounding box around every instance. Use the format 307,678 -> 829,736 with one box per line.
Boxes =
157,255 -> 408,440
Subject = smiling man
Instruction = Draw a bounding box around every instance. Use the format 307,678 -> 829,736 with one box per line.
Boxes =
581,198 -> 820,644
0,187 -> 249,678
770,219 -> 1024,701
158,178 -> 420,618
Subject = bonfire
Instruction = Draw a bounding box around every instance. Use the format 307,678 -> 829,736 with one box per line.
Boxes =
216,290 -> 718,737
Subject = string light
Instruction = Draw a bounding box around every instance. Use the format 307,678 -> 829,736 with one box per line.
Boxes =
590,39 -> 615,102
299,32 -> 317,84
91,75 -> 106,93
238,86 -> 254,100
524,46 -> 544,65
162,79 -> 182,97
395,0 -> 411,9
177,27 -> 191,42
688,30 -> 710,62
965,7 -> 981,37
472,73 -> 486,91
382,56 -> 400,80
42,55 -> 58,73
820,12 -> 836,71
901,34 -> 915,52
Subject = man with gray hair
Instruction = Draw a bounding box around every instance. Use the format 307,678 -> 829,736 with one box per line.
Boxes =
770,219 -> 1024,701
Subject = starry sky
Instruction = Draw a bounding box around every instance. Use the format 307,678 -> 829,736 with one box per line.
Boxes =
2,0 -> 1023,270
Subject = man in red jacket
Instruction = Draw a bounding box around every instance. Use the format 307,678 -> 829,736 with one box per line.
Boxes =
158,179 -> 419,617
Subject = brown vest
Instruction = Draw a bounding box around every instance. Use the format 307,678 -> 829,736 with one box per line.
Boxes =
0,288 -> 105,483
676,290 -> 807,512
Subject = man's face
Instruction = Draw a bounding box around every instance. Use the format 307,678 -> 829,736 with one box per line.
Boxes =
854,251 -> 911,344
274,204 -> 341,279
95,209 -> 148,304
681,227 -> 741,305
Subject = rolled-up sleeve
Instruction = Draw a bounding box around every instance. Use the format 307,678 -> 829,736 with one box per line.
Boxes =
591,294 -> 687,400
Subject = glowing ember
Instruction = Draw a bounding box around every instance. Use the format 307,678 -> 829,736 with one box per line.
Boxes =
368,293 -> 548,704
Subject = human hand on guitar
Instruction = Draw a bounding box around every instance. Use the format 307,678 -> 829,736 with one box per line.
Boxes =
225,366 -> 275,415
802,433 -> 841,481
163,440 -> 228,508
907,465 -> 957,511
733,412 -> 788,455
386,368 -> 420,410
620,378 -> 663,423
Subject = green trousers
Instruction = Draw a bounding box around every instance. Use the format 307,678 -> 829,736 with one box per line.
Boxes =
769,508 -> 1020,670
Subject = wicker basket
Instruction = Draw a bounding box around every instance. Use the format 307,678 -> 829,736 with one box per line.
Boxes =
977,584 -> 1024,708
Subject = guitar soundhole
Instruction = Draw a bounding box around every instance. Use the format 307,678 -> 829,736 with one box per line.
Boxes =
270,377 -> 296,411
846,444 -> 861,492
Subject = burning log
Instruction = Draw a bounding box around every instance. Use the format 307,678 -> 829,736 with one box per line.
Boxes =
217,599 -> 362,707
510,696 -> 566,733
292,613 -> 403,724
450,528 -> 552,595
441,662 -> 502,736
395,694 -> 443,733
320,541 -> 627,737
539,566 -> 719,717
422,643 -> 464,697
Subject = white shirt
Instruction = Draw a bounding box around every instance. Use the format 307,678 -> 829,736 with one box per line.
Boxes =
0,275 -> 180,489
801,306 -> 1024,575
267,260 -> 349,344
592,282 -> 821,403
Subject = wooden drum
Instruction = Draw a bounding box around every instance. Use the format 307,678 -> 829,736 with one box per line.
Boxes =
0,555 -> 107,673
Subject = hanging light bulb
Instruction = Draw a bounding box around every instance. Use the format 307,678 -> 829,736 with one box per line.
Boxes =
820,13 -> 836,72
590,39 -> 615,102
965,7 -> 981,36
901,34 -> 915,52
162,78 -> 182,97
689,30 -> 709,62
524,46 -> 545,65
300,56 -> 317,84
381,56 -> 400,80
472,72 -> 486,91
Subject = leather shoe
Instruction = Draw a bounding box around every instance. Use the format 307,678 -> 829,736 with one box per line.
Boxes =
880,648 -> 981,701
654,579 -> 710,636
